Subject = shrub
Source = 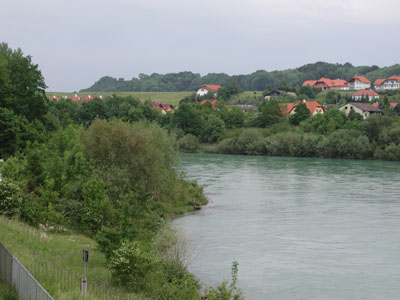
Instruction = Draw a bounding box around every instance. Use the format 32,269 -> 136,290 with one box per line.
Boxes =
178,134 -> 199,153
0,180 -> 23,216
109,240 -> 157,290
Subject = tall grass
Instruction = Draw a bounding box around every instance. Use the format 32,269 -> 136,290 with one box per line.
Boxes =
0,217 -> 142,300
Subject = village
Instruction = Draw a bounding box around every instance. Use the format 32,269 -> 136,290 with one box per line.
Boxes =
48,73 -> 400,121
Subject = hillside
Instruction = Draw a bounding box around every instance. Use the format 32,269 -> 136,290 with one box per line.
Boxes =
81,62 -> 400,93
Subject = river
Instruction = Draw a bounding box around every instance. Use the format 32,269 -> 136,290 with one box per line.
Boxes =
173,154 -> 400,300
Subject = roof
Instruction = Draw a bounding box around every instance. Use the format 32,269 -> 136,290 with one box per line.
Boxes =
372,102 -> 379,108
302,80 -> 317,87
150,102 -> 174,111
374,78 -> 386,86
353,90 -> 379,97
347,102 -> 382,112
350,75 -> 371,84
200,99 -> 218,107
390,102 -> 398,108
282,100 -> 325,115
388,75 -> 400,82
200,84 -> 221,91
302,78 -> 348,88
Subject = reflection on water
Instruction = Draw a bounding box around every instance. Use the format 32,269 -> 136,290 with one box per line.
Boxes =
174,154 -> 400,300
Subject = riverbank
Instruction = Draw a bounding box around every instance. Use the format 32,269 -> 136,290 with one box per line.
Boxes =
190,125 -> 400,161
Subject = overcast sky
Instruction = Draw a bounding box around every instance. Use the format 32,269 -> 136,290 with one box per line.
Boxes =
1,0 -> 400,91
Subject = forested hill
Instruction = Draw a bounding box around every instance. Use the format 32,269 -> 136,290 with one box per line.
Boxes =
81,62 -> 400,92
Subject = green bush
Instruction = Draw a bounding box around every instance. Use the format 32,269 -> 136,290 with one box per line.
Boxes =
178,134 -> 199,153
0,180 -> 23,216
109,240 -> 157,290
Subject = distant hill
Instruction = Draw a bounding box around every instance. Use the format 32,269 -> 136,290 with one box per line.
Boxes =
81,62 -> 400,92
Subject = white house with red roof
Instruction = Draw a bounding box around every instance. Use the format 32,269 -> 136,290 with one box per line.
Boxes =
196,84 -> 222,97
348,76 -> 371,90
302,78 -> 349,90
352,90 -> 379,102
374,76 -> 400,90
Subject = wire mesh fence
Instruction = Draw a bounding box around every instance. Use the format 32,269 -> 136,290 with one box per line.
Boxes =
0,241 -> 54,300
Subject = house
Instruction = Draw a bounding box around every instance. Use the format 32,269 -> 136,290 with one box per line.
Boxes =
352,90 -> 379,102
200,99 -> 218,108
348,76 -> 371,90
340,102 -> 381,119
302,78 -> 349,90
374,76 -> 400,90
150,102 -> 174,114
196,84 -> 222,97
282,100 -> 325,116
264,90 -> 296,100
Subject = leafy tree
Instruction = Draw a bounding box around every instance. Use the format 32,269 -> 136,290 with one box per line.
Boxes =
0,43 -> 48,121
218,79 -> 241,101
256,99 -> 283,127
289,103 -> 311,125
172,103 -> 205,136
200,115 -> 225,143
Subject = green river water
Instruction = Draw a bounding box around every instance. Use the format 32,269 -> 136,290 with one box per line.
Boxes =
174,154 -> 400,300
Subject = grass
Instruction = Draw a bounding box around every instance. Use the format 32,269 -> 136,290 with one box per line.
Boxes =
0,217 -> 142,300
0,278 -> 17,300
46,91 -> 193,107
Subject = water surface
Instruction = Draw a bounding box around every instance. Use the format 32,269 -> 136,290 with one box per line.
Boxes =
174,154 -> 400,300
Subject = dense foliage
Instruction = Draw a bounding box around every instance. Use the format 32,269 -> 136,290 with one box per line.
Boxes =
81,61 -> 400,92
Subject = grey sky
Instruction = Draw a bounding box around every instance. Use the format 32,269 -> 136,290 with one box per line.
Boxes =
1,0 -> 400,91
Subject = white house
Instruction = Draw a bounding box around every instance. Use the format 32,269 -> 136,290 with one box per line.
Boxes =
352,90 -> 380,102
340,102 -> 382,119
196,84 -> 221,97
348,76 -> 371,90
374,76 -> 400,90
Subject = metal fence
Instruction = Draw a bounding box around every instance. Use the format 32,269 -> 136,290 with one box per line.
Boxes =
0,241 -> 54,300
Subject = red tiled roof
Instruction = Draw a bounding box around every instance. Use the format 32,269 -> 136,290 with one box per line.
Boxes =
388,75 -> 400,82
353,90 -> 379,97
350,75 -> 371,84
302,78 -> 347,88
331,79 -> 348,87
374,78 -> 386,86
302,80 -> 317,87
372,102 -> 379,108
390,102 -> 398,108
200,99 -> 218,107
201,84 -> 221,91
282,101 -> 325,115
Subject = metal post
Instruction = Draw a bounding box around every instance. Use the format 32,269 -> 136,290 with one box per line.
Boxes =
81,250 -> 89,294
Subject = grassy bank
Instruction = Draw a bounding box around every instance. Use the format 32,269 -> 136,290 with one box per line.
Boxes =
0,217 -> 141,300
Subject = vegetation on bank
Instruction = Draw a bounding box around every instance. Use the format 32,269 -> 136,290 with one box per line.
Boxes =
0,42 -> 245,299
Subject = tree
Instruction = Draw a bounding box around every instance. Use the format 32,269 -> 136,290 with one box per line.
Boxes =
256,99 -> 283,127
0,43 -> 48,121
218,79 -> 241,101
289,102 -> 311,125
200,115 -> 225,143
172,103 -> 205,136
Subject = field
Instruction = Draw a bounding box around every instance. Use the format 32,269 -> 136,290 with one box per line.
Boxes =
0,217 -> 142,300
46,91 -> 193,107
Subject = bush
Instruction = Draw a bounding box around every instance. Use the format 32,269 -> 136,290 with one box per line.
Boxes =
178,134 -> 199,153
0,180 -> 23,216
109,240 -> 157,290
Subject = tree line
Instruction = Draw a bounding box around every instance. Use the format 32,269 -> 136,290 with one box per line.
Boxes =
81,61 -> 400,92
